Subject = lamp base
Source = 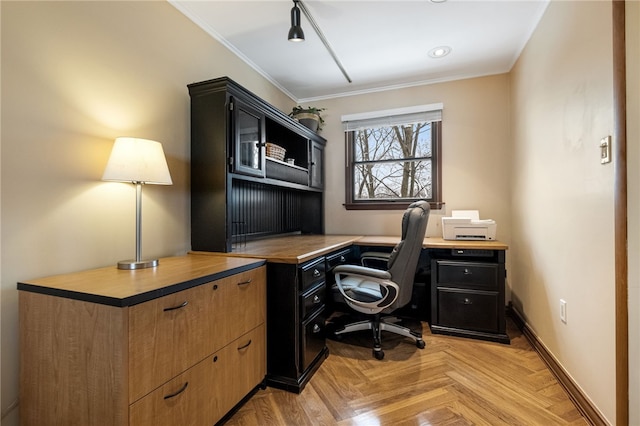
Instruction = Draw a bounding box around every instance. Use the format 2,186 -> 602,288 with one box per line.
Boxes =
117,259 -> 159,270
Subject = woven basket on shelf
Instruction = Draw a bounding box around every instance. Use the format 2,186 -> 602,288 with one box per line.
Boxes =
265,143 -> 286,161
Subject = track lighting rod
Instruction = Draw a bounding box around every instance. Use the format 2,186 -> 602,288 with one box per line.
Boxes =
297,0 -> 352,83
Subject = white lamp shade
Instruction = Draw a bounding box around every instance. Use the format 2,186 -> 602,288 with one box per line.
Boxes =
102,137 -> 172,185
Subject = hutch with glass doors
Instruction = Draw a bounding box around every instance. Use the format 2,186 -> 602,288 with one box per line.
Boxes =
188,77 -> 326,253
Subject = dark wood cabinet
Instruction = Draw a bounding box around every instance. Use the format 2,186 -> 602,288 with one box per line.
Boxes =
188,77 -> 326,253
266,255 -> 329,393
188,78 -> 332,395
430,249 -> 509,344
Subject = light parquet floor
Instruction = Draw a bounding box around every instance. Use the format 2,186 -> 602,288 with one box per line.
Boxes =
224,317 -> 588,426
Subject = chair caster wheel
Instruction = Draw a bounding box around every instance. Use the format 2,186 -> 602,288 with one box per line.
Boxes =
416,339 -> 426,349
373,349 -> 384,360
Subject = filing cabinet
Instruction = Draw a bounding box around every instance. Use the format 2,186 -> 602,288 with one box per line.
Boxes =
430,249 -> 509,344
18,256 -> 267,425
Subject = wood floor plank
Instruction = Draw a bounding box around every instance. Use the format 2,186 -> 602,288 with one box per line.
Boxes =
224,318 -> 588,425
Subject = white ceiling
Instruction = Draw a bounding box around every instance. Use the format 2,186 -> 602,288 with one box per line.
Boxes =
170,0 -> 549,102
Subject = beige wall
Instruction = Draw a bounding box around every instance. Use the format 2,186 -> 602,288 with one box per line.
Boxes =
0,0 -> 630,425
0,2 -> 293,424
510,0 -> 615,422
627,1 -> 639,424
318,74 -> 512,244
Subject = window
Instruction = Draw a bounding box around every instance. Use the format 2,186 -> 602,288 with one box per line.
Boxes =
343,104 -> 443,210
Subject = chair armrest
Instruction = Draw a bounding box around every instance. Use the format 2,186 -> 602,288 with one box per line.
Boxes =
333,264 -> 391,280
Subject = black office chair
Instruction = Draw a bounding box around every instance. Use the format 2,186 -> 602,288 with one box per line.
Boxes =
332,201 -> 430,359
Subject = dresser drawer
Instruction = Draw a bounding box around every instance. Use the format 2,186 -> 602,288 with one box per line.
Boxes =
215,324 -> 266,420
129,350 -> 215,425
300,282 -> 325,320
436,261 -> 498,290
437,288 -> 498,333
129,324 -> 266,425
225,266 -> 267,340
128,283 -> 213,403
128,265 -> 266,404
300,257 -> 325,292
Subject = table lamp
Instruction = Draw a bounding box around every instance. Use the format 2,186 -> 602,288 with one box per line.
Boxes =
102,137 -> 172,269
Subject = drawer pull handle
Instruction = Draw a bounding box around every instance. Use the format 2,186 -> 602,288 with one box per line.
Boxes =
463,298 -> 473,305
164,382 -> 188,400
163,301 -> 188,312
237,278 -> 252,286
313,269 -> 321,277
312,324 -> 322,333
463,268 -> 472,275
313,295 -> 321,304
237,339 -> 252,350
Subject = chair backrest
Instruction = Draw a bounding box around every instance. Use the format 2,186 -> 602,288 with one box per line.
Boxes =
385,201 -> 430,313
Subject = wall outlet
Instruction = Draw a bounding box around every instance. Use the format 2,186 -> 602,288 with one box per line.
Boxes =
560,299 -> 567,323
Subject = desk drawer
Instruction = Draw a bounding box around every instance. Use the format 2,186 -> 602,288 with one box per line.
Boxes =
437,288 -> 498,332
301,282 -> 325,320
300,257 -> 325,292
436,261 -> 498,291
326,248 -> 353,271
301,307 -> 326,372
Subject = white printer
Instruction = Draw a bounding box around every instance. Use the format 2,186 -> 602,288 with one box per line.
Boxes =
442,210 -> 497,241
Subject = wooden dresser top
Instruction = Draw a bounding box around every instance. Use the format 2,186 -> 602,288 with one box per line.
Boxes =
17,254 -> 266,307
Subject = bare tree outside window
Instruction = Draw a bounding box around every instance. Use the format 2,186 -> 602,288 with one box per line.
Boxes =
345,119 -> 442,210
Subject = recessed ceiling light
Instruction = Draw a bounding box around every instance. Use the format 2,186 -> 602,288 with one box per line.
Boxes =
428,46 -> 451,58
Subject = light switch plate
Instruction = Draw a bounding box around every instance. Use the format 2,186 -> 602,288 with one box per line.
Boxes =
600,136 -> 611,164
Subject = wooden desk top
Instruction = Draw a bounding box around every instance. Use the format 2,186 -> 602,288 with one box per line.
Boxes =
192,235 -> 363,264
17,254 -> 266,307
19,236 -> 507,305
356,236 -> 509,251
192,234 -> 508,264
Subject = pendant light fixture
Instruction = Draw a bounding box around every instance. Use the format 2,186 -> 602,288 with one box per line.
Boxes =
287,0 -> 352,83
288,0 -> 305,42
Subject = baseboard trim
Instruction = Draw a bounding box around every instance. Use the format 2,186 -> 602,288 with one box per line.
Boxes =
508,306 -> 609,426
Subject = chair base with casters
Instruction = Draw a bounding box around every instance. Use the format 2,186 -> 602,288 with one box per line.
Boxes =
333,313 -> 426,360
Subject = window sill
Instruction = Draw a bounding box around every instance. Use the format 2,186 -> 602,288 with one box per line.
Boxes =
343,201 -> 444,211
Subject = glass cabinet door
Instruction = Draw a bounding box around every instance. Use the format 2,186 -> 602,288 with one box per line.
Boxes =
233,100 -> 265,177
309,140 -> 324,189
